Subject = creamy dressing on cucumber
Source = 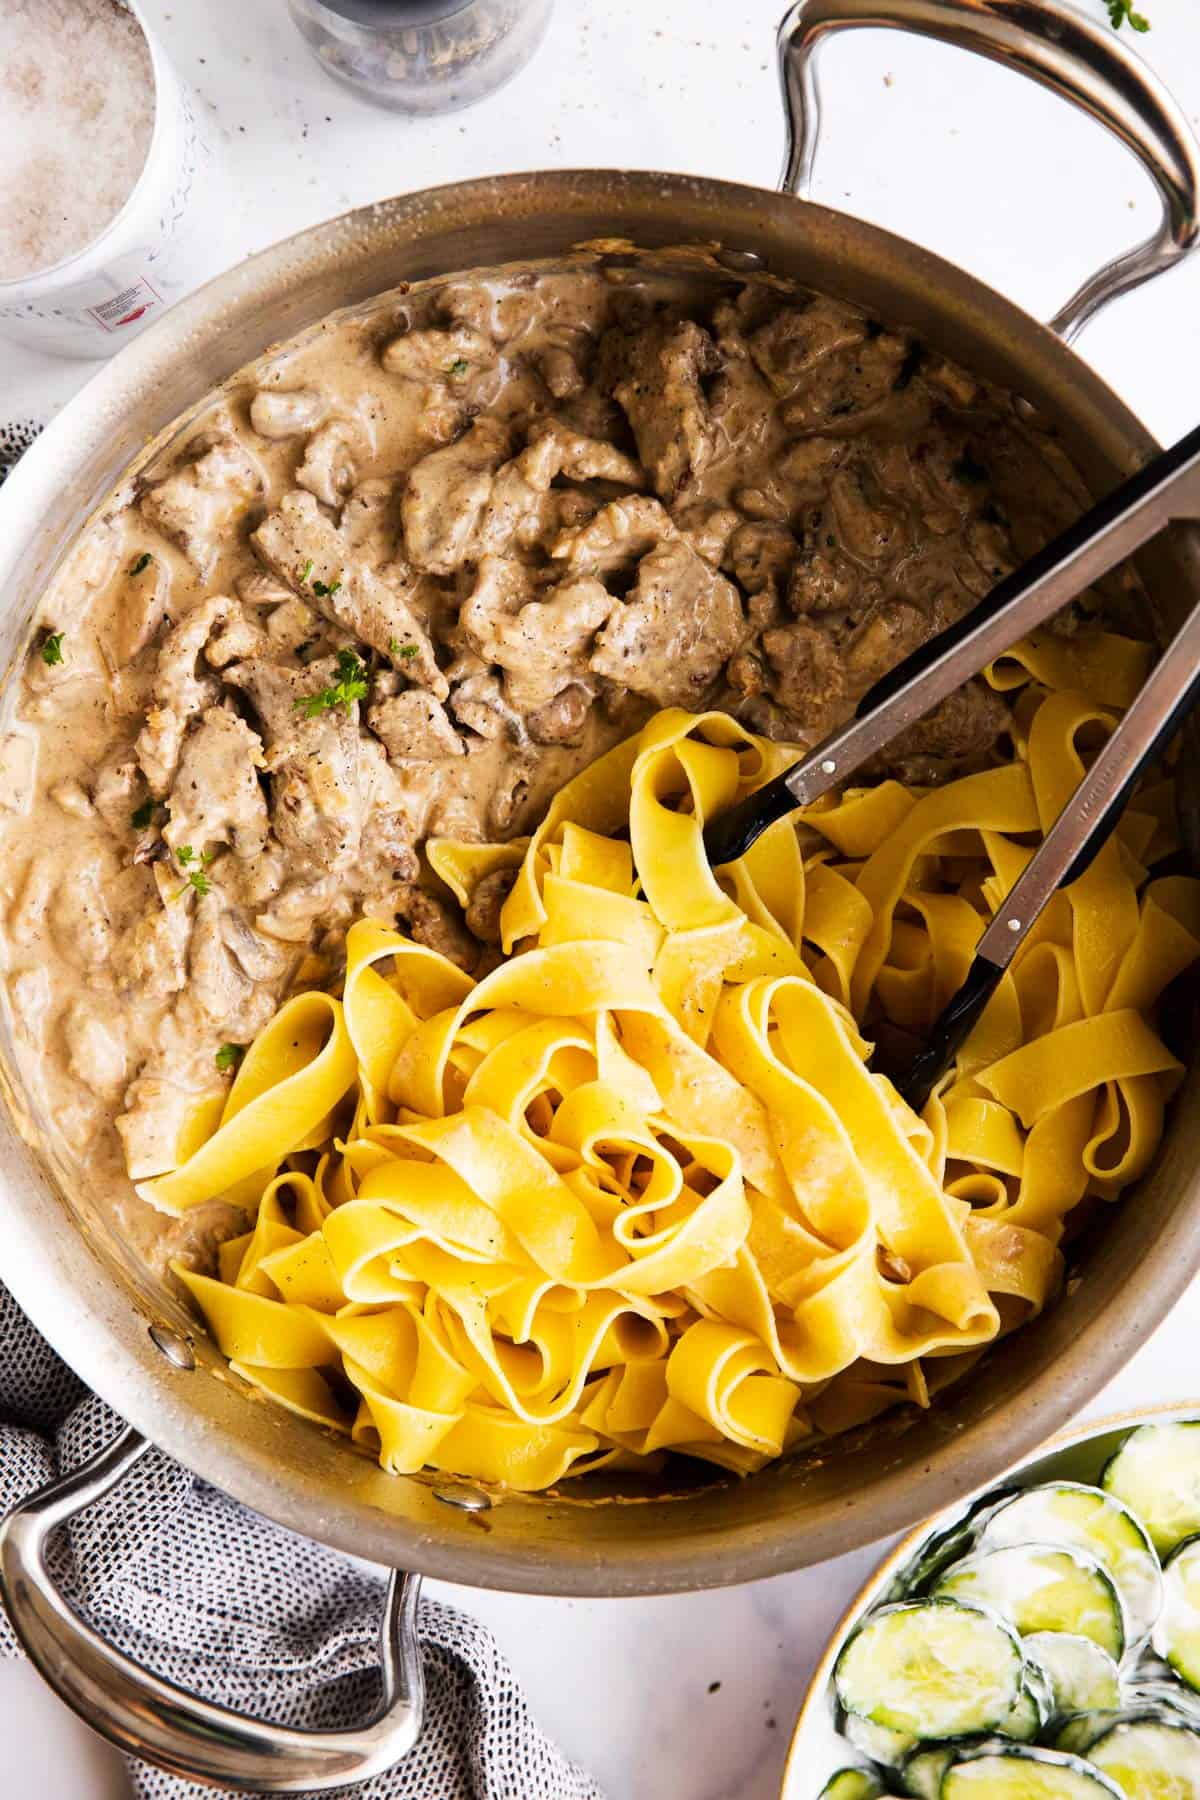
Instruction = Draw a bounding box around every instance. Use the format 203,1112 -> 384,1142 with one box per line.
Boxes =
818,1431 -> 1200,1796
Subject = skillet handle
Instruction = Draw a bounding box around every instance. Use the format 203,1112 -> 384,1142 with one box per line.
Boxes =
0,1424 -> 424,1794
776,0 -> 1200,341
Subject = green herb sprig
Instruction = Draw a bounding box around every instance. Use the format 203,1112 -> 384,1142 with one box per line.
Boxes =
174,845 -> 215,899
215,1042 -> 245,1072
40,632 -> 64,666
294,647 -> 369,718
1107,0 -> 1149,28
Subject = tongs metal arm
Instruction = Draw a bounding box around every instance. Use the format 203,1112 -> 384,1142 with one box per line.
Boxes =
898,591 -> 1200,1109
703,421 -> 1200,869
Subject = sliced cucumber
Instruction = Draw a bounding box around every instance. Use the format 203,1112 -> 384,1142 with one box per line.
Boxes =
903,1512 -> 992,1597
818,1770 -> 885,1800
1087,1717 -> 1200,1797
843,1711 -> 919,1767
1058,1703 -> 1199,1755
834,1601 -> 1024,1743
1023,1631 -> 1121,1718
993,1672 -> 1050,1745
1103,1423 -> 1200,1557
981,1481 -> 1162,1644
1056,1713 -> 1123,1756
933,1544 -> 1125,1660
1157,1534 -> 1200,1693
1129,1679 -> 1200,1726
941,1743 -> 1124,1797
900,1746 -> 956,1798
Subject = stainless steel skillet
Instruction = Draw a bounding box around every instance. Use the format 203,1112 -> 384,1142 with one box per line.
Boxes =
0,1 -> 1199,1789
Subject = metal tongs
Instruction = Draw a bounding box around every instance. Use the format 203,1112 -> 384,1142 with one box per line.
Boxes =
704,423 -> 1200,1110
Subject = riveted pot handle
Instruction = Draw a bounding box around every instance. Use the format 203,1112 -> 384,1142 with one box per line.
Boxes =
776,0 -> 1200,342
0,1424 -> 424,1794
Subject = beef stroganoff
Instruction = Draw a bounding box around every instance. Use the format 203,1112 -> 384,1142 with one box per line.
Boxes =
1,251 -> 1194,1488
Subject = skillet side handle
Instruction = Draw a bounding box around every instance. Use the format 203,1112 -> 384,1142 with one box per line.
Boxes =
0,1424 -> 424,1795
776,0 -> 1200,341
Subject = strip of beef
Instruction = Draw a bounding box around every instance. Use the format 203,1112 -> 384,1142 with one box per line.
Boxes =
113,862 -> 194,1003
162,706 -> 271,863
464,868 -> 517,947
381,324 -> 497,384
673,502 -> 741,568
600,317 -> 719,503
589,538 -> 745,708
294,417 -> 373,509
727,522 -> 795,596
367,690 -> 465,762
186,902 -> 282,1039
400,417 -> 513,574
398,888 -> 480,974
401,416 -> 641,575
526,684 -> 593,747
133,596 -> 236,795
460,555 -> 614,712
779,334 -> 914,437
251,490 -> 446,697
139,438 -> 264,580
117,1070 -> 205,1183
225,657 -> 364,875
747,298 -> 868,397
729,619 -> 847,735
880,680 -> 1010,781
103,552 -> 170,668
339,479 -> 401,561
550,494 -> 678,573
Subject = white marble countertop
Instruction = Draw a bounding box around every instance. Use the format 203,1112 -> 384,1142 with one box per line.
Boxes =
3,2 -> 1200,1795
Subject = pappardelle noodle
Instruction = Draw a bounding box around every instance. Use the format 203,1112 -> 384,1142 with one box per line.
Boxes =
150,647 -> 1200,1492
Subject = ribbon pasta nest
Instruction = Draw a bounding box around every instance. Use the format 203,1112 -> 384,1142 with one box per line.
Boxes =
151,641 -> 1200,1493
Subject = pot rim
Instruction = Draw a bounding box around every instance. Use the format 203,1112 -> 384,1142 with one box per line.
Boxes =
779,1396 -> 1200,1797
2,167 -> 1192,1597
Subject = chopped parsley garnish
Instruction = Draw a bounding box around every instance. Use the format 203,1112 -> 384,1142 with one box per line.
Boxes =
297,558 -> 314,584
40,631 -> 64,666
215,1042 -> 244,1072
312,578 -> 342,598
129,552 -> 152,577
389,637 -> 418,661
131,799 -> 156,830
953,451 -> 988,484
176,845 -> 196,865
171,859 -> 213,901
293,646 -> 369,718
446,357 -> 469,376
1107,0 -> 1149,28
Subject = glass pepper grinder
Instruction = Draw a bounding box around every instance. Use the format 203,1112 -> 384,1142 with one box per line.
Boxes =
287,0 -> 554,115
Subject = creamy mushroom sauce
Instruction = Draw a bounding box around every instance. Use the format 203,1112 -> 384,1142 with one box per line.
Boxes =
0,253 -> 1116,1279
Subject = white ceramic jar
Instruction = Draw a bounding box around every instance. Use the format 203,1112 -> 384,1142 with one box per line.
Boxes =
0,2 -> 225,361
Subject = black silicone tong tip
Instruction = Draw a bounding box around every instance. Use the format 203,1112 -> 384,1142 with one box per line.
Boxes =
876,957 -> 1005,1112
701,769 -> 796,867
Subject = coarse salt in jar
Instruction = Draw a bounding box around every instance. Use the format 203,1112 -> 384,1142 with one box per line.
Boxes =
287,0 -> 554,115
0,0 -> 226,360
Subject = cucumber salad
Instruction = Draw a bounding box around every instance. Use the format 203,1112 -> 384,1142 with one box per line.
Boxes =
819,1421 -> 1200,1799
